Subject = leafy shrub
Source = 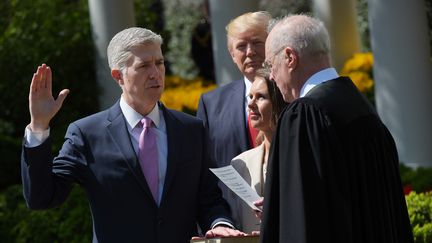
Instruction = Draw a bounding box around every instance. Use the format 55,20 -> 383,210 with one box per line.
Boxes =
400,164 -> 432,193
0,1 -> 171,242
0,185 -> 92,242
135,0 -> 170,71
163,0 -> 201,79
0,0 -> 99,189
405,191 -> 432,243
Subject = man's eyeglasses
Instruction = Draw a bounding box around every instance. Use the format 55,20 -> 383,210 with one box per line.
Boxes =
262,45 -> 286,70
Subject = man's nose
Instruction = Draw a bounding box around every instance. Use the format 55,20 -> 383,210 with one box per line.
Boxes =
246,43 -> 256,56
248,98 -> 256,109
149,63 -> 161,78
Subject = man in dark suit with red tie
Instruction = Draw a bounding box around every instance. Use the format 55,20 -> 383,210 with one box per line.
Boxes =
21,27 -> 245,243
197,11 -> 271,167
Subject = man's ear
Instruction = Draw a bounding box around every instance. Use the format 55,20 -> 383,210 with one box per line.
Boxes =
228,47 -> 236,60
111,69 -> 123,85
284,47 -> 298,69
227,39 -> 236,60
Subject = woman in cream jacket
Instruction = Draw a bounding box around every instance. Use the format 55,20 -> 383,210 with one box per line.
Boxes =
228,69 -> 287,233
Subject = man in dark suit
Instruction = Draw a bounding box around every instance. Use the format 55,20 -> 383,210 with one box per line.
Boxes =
197,11 -> 271,168
21,27 -> 244,243
260,14 -> 413,243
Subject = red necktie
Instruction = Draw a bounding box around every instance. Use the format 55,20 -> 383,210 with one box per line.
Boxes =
247,113 -> 259,148
138,117 -> 159,203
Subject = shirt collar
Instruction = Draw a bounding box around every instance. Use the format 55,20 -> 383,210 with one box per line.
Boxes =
119,97 -> 161,129
244,76 -> 253,99
300,68 -> 339,97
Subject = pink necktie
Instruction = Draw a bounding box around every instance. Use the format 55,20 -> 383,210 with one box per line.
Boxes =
138,117 -> 159,203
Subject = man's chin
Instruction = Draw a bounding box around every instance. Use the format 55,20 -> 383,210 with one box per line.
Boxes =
245,67 -> 259,76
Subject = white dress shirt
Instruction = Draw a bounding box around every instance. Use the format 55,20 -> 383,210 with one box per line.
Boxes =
244,76 -> 253,124
300,68 -> 339,97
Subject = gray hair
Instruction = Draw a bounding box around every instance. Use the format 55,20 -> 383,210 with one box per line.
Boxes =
268,14 -> 330,58
107,27 -> 163,70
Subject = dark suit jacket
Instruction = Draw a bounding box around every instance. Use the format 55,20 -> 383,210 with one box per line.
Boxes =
196,80 -> 250,167
21,102 -> 232,243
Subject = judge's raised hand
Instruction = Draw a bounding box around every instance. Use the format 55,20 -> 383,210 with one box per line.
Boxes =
29,64 -> 69,132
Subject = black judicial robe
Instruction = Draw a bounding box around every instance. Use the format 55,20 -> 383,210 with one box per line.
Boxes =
260,77 -> 413,243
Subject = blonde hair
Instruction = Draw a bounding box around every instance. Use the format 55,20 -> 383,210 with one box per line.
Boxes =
225,11 -> 271,51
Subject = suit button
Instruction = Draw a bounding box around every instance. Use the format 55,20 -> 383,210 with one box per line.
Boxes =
158,217 -> 164,226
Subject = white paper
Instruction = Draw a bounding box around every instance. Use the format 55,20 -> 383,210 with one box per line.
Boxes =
210,165 -> 262,211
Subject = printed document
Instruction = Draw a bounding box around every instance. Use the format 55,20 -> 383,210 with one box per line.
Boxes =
210,165 -> 262,211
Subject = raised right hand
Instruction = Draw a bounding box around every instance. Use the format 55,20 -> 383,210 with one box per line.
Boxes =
29,64 -> 69,132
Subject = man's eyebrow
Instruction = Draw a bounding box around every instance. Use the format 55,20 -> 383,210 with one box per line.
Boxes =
138,58 -> 164,64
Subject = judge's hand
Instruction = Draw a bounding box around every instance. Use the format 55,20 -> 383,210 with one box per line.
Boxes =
191,226 -> 246,240
29,64 -> 69,132
253,197 -> 264,220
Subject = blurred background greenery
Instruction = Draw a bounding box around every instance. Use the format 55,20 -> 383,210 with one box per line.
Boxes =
0,0 -> 431,242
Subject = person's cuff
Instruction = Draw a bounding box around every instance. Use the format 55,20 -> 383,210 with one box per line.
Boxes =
211,220 -> 235,230
24,125 -> 50,147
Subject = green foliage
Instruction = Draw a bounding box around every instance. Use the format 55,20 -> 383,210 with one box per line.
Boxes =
135,0 -> 171,73
163,0 -> 201,79
405,191 -> 432,243
356,0 -> 371,52
0,185 -> 92,242
400,164 -> 432,192
259,0 -> 311,17
0,0 -> 99,189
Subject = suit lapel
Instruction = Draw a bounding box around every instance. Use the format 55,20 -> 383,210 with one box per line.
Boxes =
106,102 -> 155,201
159,104 -> 182,204
230,80 -> 250,150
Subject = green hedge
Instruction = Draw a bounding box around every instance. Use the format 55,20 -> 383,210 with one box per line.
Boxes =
0,0 -> 168,191
400,164 -> 432,193
0,185 -> 92,242
0,1 -> 166,242
406,191 -> 432,243
1,184 -> 430,242
0,0 -> 99,189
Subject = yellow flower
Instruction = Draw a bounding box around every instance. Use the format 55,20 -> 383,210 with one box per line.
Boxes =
341,52 -> 373,73
348,71 -> 373,93
341,52 -> 374,94
160,75 -> 216,114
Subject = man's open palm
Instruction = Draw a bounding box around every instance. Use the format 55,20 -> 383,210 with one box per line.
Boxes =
29,64 -> 69,132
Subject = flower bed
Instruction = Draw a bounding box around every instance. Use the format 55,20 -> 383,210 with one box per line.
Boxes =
161,76 -> 216,115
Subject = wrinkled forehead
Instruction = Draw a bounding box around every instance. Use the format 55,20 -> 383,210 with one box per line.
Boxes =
127,43 -> 163,63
